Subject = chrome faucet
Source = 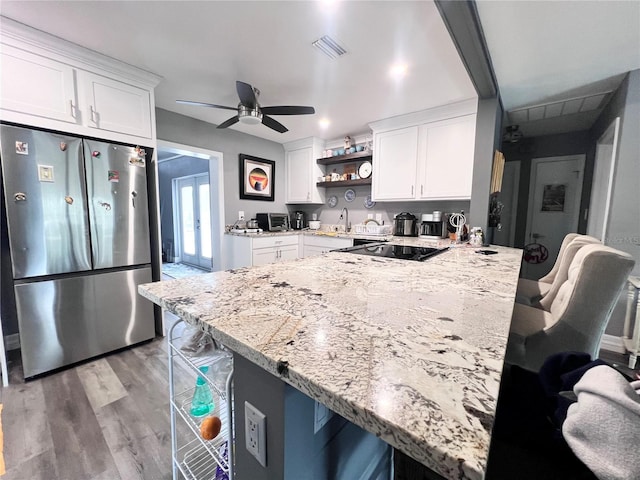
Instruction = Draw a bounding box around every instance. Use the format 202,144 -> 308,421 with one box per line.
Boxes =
339,207 -> 349,232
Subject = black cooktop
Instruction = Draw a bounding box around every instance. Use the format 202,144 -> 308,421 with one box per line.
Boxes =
334,243 -> 449,262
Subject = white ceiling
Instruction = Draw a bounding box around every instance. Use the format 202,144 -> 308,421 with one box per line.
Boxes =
2,1 -> 639,142
475,0 -> 640,137
0,1 -> 477,144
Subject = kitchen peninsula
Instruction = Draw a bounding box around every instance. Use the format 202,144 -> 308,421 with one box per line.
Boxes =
139,242 -> 522,480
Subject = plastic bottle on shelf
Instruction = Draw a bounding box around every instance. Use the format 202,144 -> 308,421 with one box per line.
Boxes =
190,366 -> 215,417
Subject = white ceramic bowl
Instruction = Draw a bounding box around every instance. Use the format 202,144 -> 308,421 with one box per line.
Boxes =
308,220 -> 321,230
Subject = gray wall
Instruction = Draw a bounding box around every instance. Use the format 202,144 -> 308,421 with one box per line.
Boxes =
155,108 -> 287,225
469,97 -> 503,230
587,70 -> 640,337
158,155 -> 209,260
588,70 -> 640,275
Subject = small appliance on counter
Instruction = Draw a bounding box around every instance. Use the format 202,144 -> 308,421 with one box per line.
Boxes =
419,212 -> 449,239
292,211 -> 306,230
256,213 -> 290,231
394,212 -> 418,236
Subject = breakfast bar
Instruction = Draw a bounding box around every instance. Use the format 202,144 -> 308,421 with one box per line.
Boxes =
139,242 -> 522,480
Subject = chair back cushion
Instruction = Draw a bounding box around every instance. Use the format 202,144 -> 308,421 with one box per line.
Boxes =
538,233 -> 580,284
539,236 -> 601,311
549,245 -> 635,356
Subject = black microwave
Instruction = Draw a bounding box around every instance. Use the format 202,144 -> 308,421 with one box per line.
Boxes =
256,213 -> 290,231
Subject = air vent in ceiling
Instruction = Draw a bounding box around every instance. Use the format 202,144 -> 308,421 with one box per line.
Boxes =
508,91 -> 612,124
312,35 -> 347,59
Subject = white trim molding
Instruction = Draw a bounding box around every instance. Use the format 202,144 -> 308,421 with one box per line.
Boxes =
600,334 -> 625,354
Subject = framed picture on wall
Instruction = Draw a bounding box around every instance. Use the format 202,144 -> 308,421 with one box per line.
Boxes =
239,154 -> 275,201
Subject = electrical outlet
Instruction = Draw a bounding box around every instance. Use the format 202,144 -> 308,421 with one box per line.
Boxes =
245,401 -> 267,467
375,213 -> 382,223
238,211 -> 245,221
367,213 -> 373,219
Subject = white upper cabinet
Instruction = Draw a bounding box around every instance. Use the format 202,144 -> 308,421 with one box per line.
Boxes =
80,71 -> 152,139
284,137 -> 325,204
370,100 -> 477,202
0,17 -> 160,143
418,114 -> 476,200
1,45 -> 77,124
372,126 -> 419,201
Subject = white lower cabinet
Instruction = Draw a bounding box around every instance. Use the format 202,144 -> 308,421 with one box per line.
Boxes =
224,234 -> 299,269
302,235 -> 353,258
168,320 -> 233,480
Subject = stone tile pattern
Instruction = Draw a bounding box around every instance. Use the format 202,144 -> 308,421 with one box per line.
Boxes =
140,242 -> 522,480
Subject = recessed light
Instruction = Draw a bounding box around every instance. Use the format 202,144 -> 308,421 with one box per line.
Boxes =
389,63 -> 408,78
319,118 -> 330,129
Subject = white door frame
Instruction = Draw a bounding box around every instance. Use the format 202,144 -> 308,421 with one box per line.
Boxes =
587,117 -> 620,242
157,140 -> 225,272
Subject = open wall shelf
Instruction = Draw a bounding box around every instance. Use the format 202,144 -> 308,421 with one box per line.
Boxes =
317,151 -> 372,166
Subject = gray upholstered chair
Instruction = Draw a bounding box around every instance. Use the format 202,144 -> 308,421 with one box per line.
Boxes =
506,244 -> 636,371
515,233 -> 601,306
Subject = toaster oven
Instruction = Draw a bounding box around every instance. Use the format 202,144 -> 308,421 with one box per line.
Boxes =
256,213 -> 290,231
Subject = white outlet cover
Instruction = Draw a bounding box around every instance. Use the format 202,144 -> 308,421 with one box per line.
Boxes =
245,401 -> 267,467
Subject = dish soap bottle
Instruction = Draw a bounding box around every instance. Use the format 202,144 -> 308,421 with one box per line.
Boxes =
190,366 -> 215,417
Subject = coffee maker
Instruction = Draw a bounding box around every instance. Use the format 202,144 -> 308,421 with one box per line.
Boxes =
292,211 -> 305,230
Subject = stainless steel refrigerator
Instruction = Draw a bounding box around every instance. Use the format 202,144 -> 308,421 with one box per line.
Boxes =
0,124 -> 155,378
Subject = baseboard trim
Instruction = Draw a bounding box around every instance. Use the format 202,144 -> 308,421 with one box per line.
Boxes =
5,333 -> 20,351
600,334 -> 626,354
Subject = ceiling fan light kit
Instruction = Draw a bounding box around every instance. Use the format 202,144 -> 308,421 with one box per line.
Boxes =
177,80 -> 315,133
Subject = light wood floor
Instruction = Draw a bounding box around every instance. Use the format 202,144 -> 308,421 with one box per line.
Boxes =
1,334 -> 193,480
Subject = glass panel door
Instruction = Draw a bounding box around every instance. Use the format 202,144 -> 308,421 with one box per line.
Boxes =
176,174 -> 212,269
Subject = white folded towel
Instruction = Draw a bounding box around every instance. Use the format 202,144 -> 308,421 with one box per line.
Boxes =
563,365 -> 640,480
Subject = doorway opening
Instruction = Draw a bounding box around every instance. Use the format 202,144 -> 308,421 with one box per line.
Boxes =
521,154 -> 585,280
157,140 -> 225,277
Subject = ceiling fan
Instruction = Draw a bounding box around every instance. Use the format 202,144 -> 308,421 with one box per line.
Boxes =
177,81 -> 315,133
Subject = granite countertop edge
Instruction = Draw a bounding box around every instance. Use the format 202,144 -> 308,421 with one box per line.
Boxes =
141,245 -> 523,480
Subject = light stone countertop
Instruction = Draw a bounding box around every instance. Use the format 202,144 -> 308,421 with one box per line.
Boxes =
140,243 -> 522,480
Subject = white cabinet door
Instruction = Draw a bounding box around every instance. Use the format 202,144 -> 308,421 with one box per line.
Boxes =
372,127 -> 419,201
80,71 -> 152,139
286,147 -> 313,203
419,114 -> 476,200
302,235 -> 353,257
252,247 -> 278,266
0,45 -> 77,124
277,245 -> 299,262
285,146 -> 324,204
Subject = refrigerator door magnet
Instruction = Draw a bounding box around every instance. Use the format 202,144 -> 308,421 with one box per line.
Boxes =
108,170 -> 119,183
38,165 -> 54,182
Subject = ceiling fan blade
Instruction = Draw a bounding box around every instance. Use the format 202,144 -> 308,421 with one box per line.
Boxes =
217,116 -> 240,129
236,81 -> 257,108
261,106 -> 316,116
176,100 -> 237,111
262,115 -> 288,133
